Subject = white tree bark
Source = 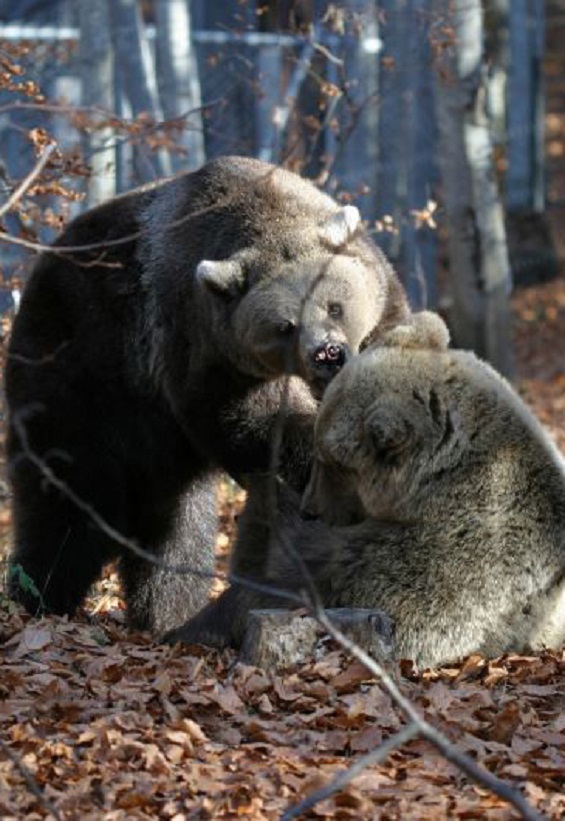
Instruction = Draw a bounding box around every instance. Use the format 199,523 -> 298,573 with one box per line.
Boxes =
155,0 -> 205,172
109,0 -> 168,180
78,0 -> 116,205
433,0 -> 514,377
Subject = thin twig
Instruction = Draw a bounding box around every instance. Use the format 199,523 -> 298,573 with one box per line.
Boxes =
0,738 -> 62,821
0,228 -> 142,255
0,96 -> 225,130
0,144 -> 57,221
282,722 -> 420,820
312,40 -> 345,66
8,342 -> 69,366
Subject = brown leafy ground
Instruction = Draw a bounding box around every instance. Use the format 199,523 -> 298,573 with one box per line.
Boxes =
0,271 -> 564,820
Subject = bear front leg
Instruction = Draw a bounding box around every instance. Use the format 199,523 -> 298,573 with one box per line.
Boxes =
163,478 -> 308,649
162,581 -> 277,649
162,476 -> 278,648
121,473 -> 218,633
228,473 -> 282,578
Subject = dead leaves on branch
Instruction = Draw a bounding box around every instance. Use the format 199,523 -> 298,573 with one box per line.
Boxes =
0,606 -> 563,819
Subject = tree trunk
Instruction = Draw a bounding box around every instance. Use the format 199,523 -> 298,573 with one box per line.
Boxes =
329,0 -> 380,223
155,0 -> 205,172
78,0 -> 116,205
109,0 -> 168,182
505,0 -> 557,284
255,42 -> 285,162
192,1 -> 257,158
375,1 -> 439,309
432,0 -> 514,377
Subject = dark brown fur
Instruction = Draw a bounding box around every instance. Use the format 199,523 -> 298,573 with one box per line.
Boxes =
6,157 -> 409,632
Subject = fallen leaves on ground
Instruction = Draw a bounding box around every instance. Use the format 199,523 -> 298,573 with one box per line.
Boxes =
0,607 -> 564,820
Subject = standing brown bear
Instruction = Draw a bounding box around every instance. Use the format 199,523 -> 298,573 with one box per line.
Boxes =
6,156 -> 409,633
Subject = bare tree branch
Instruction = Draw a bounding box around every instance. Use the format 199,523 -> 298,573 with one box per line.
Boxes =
307,610 -> 544,821
282,723 -> 420,820
0,144 -> 57,221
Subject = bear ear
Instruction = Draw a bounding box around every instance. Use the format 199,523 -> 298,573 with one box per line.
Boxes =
195,259 -> 246,299
380,311 -> 450,351
319,205 -> 361,249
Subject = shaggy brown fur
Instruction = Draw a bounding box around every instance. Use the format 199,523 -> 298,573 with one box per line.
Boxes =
167,314 -> 565,668
6,157 -> 409,632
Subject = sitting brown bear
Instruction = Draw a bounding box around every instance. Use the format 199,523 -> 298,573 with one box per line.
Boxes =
168,313 -> 565,668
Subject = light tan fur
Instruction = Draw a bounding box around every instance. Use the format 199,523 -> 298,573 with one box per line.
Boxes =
166,312 -> 565,668
293,344 -> 565,666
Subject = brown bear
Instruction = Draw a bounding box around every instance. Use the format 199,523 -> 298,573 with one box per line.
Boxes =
167,313 -> 565,668
6,156 -> 410,633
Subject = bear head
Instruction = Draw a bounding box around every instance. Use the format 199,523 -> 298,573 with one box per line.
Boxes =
303,329 -> 565,551
195,205 -> 401,395
301,312 -> 458,524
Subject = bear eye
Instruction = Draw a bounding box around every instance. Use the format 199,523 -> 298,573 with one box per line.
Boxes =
328,302 -> 343,319
278,319 -> 295,335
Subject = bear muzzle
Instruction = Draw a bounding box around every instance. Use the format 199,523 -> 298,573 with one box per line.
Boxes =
310,340 -> 348,381
313,341 -> 347,370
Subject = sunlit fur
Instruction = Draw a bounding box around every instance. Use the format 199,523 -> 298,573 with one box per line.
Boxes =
168,314 -> 565,668
6,156 -> 409,633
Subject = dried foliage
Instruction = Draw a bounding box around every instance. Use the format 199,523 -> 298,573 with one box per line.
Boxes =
0,41 -> 85,250
0,608 -> 563,819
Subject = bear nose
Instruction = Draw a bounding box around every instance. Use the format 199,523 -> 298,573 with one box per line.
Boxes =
312,341 -> 347,374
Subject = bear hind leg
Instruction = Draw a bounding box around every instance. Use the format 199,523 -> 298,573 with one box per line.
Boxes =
8,476 -> 120,618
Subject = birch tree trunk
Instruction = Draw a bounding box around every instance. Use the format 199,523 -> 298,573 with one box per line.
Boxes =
329,0 -> 380,223
255,41 -> 284,162
109,0 -> 168,181
432,0 -> 514,377
155,0 -> 205,172
78,0 -> 116,205
254,6 -> 314,165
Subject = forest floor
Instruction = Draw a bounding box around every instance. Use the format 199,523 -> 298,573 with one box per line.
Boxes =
0,267 -> 564,820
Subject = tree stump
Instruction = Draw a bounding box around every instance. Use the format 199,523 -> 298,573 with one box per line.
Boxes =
241,607 -> 395,669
